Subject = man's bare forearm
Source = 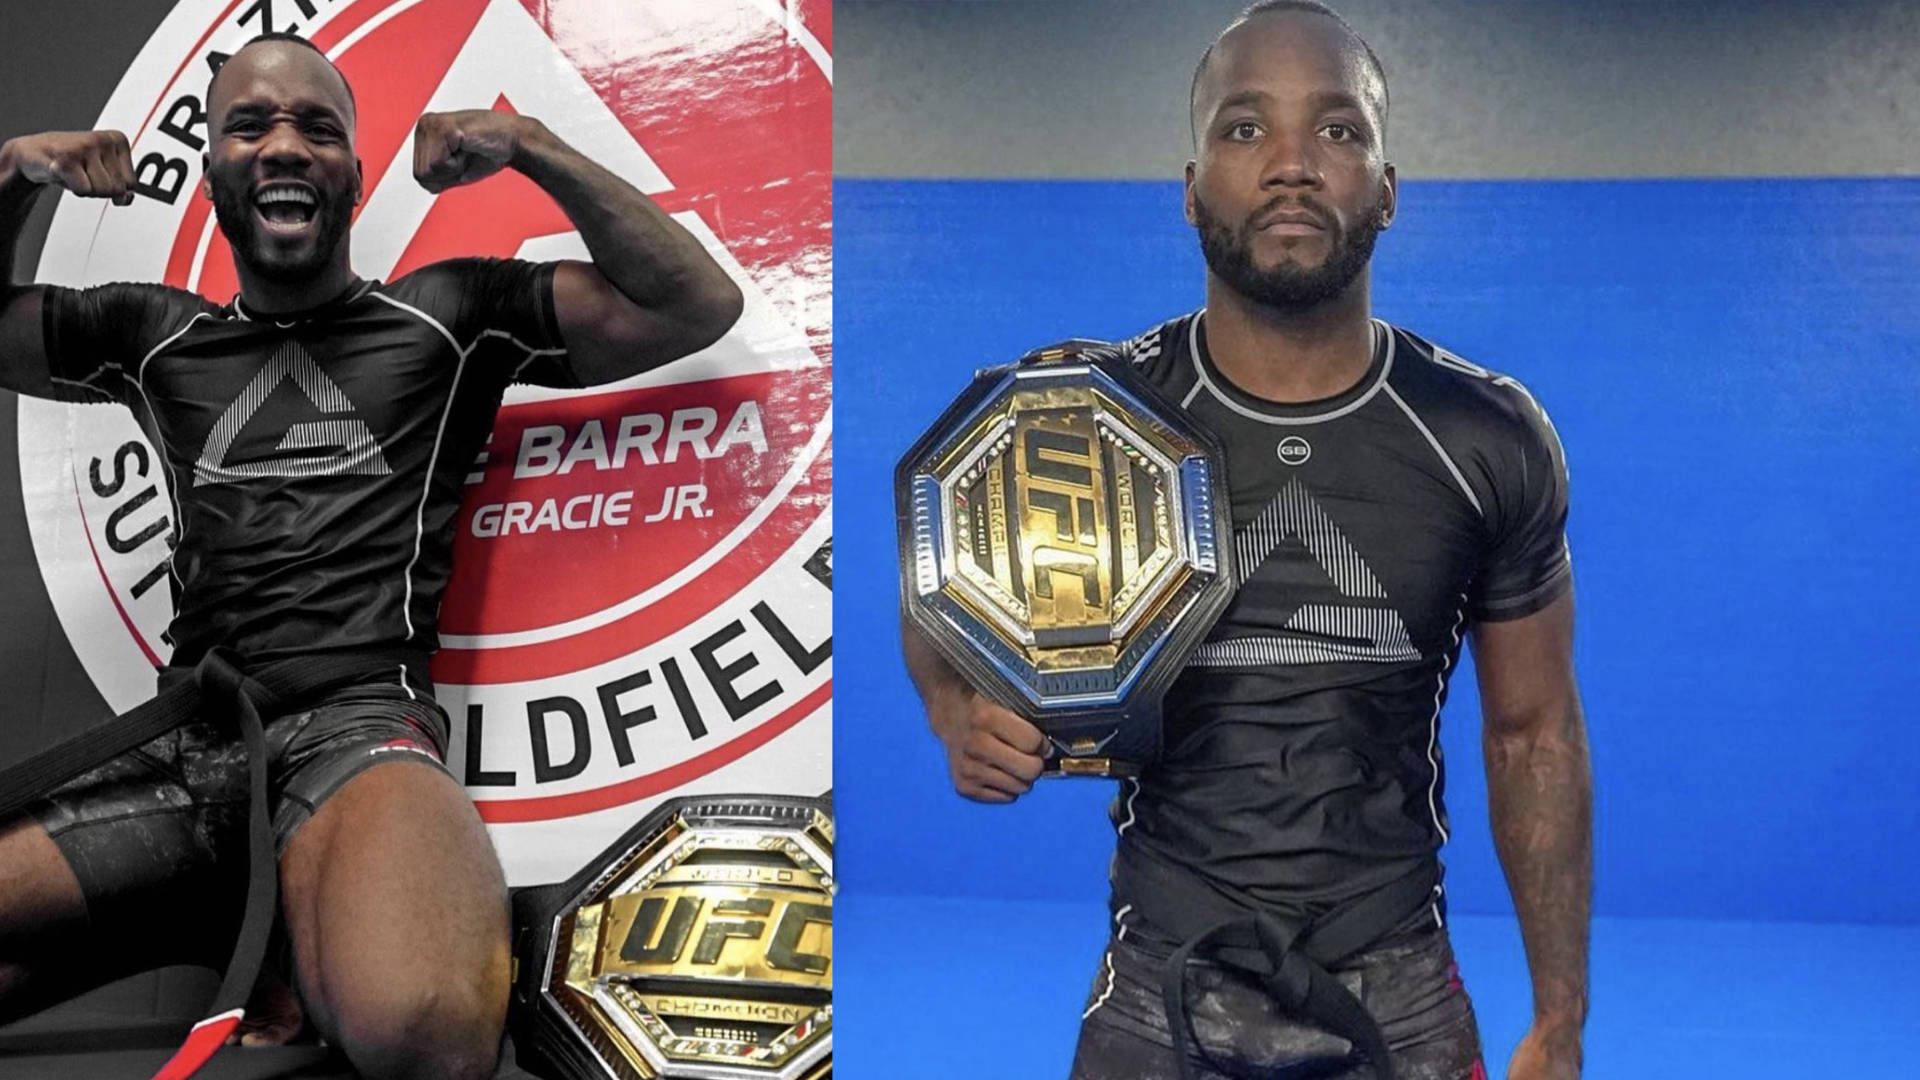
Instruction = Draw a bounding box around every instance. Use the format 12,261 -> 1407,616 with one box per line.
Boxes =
901,618 -> 972,737
0,140 -> 56,394
507,119 -> 737,330
0,140 -> 48,284
1485,702 -> 1592,1035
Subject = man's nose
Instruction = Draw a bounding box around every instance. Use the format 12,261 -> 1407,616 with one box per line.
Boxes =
257,123 -> 313,167
1259,131 -> 1320,189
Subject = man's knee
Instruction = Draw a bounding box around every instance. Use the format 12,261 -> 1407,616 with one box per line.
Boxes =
330,976 -> 505,1080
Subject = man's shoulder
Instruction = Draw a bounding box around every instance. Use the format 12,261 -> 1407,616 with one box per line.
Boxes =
1014,312 -> 1193,361
44,280 -> 227,364
1384,323 -> 1551,432
378,257 -> 489,304
384,257 -> 548,294
81,280 -> 224,318
1009,312 -> 1197,393
1111,311 -> 1196,367
375,257 -> 553,336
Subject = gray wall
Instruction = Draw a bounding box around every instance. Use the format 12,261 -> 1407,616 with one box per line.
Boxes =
837,0 -> 1920,180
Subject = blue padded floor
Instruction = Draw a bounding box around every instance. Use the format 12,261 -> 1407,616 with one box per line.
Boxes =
834,894 -> 1920,1078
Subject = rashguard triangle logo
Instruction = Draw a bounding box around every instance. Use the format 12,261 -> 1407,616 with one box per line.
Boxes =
1190,477 -> 1419,666
192,340 -> 394,486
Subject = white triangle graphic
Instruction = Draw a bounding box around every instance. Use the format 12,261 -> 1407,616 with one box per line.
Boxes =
193,340 -> 394,486
1192,477 -> 1419,666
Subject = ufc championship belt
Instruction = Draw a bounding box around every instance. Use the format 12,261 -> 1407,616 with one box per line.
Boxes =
510,794 -> 833,1080
896,341 -> 1234,777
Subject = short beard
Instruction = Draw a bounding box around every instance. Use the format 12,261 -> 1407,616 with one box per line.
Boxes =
1193,189 -> 1384,313
209,176 -> 352,285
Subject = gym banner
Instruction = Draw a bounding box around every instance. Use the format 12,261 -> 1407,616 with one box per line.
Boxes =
18,0 -> 833,885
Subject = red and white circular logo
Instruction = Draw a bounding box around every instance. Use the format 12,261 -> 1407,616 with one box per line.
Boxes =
21,0 -> 833,884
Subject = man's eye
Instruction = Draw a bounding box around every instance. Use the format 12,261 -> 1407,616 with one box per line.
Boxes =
1322,123 -> 1358,143
1225,121 -> 1261,141
307,125 -> 341,140
227,121 -> 263,136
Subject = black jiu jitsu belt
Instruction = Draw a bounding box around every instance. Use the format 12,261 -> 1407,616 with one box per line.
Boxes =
1121,852 -> 1441,1080
0,646 -> 427,1080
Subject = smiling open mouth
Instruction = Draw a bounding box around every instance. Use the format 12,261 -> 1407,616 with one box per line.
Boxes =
254,185 -> 318,233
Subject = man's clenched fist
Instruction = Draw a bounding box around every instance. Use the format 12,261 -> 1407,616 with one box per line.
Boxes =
928,689 -> 1048,803
412,110 -> 537,194
2,130 -> 135,205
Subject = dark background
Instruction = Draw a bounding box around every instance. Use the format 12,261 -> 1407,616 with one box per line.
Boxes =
0,2 -> 182,759
0,0 -> 200,1032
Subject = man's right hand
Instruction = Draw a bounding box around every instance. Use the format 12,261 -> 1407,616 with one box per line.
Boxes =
928,688 -> 1048,803
2,131 -> 135,205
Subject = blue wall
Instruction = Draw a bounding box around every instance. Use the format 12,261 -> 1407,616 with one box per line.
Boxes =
836,177 -> 1920,926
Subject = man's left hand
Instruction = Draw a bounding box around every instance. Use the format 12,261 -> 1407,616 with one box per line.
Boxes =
1507,1023 -> 1582,1080
412,110 -> 533,193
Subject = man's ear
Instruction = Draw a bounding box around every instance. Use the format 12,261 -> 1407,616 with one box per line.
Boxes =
1183,160 -> 1199,227
1378,163 -> 1397,229
200,153 -> 212,202
354,158 -> 364,207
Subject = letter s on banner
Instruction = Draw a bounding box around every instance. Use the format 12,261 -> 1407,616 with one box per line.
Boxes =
20,0 -> 835,885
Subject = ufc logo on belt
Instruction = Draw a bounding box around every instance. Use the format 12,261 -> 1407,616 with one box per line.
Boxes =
1018,421 -> 1110,621
606,885 -> 832,980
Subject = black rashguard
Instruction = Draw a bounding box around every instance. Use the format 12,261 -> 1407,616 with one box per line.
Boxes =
1102,311 -> 1572,938
38,258 -> 579,674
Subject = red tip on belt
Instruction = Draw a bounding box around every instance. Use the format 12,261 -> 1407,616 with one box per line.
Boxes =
149,1008 -> 244,1080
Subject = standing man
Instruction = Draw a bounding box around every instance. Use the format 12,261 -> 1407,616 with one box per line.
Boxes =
0,31 -> 740,1080
905,3 -> 1590,1078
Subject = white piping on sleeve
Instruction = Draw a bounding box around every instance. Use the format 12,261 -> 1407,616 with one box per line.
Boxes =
369,293 -> 470,642
369,292 -> 576,643
1382,383 -> 1484,518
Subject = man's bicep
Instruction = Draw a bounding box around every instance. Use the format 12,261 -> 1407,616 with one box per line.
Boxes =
0,284 -> 59,398
550,259 -> 736,385
4,282 -> 166,405
1469,589 -> 1579,735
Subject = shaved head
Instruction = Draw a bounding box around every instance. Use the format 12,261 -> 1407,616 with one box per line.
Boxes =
1190,1 -> 1388,147
207,32 -> 356,133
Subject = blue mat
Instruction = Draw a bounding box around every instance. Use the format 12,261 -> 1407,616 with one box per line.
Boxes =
833,894 -> 1920,1078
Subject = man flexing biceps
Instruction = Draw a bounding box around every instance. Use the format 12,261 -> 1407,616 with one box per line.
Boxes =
0,31 -> 740,1080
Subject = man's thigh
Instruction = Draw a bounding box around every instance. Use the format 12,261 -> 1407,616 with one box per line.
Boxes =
0,804 -> 237,1021
5,729 -> 250,1012
0,815 -> 91,1020
1070,921 -> 1486,1080
2,684 -> 456,1024
277,756 -> 509,1038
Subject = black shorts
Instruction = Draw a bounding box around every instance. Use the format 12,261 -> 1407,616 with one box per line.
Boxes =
1071,910 -> 1487,1080
28,681 -> 450,947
